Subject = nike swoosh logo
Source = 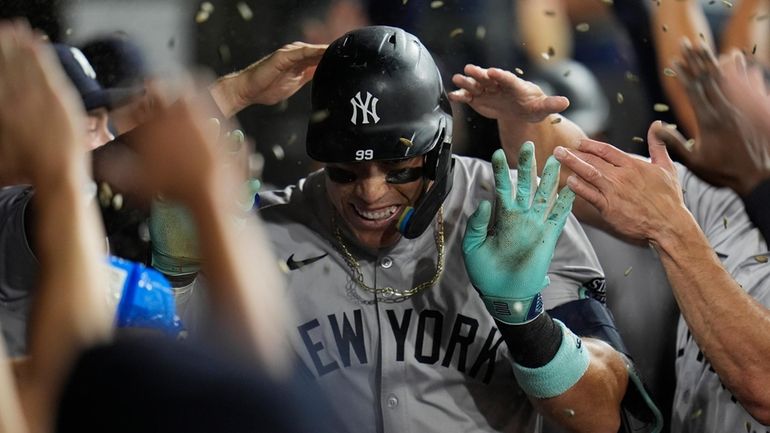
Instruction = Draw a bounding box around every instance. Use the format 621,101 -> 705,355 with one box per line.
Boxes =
286,253 -> 328,271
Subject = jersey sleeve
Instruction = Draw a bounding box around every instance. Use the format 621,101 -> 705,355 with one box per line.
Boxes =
0,186 -> 38,302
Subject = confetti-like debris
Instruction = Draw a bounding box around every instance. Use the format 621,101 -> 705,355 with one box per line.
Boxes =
402,0 -> 408,4
666,123 -> 678,129
547,46 -> 555,57
98,182 -> 113,208
746,421 -> 752,433
690,408 -> 703,419
236,2 -> 253,21
723,216 -> 728,229
541,52 -> 551,61
201,1 -> 214,12
662,24 -> 668,32
664,67 -> 677,77
545,10 -> 556,17
218,44 -> 231,64
624,266 -> 633,276
625,71 -> 640,83
514,67 -> 524,75
65,28 -> 73,36
722,0 -> 733,7
40,34 -> 50,41
430,0 -> 444,9
601,0 -> 613,4
167,37 -> 176,49
757,14 -> 769,21
196,10 -> 210,24
550,117 -> 562,124
272,145 -> 285,161
617,92 -> 624,104
563,69 -> 571,77
112,194 -> 123,211
632,136 -> 644,144
563,408 -> 576,417
476,26 -> 486,40
278,260 -> 290,274
755,255 -> 769,263
685,138 -> 696,151
699,32 -> 706,42
575,22 -> 590,32
708,0 -> 716,4
654,103 -> 670,112
753,44 -> 758,55
399,137 -> 414,147
287,133 -> 298,146
310,109 -> 330,123
449,28 -> 464,38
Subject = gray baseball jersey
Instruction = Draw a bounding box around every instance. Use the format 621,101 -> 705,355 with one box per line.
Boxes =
672,163 -> 770,433
257,155 -> 604,433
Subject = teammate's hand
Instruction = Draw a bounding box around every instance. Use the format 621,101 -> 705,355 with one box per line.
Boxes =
667,42 -> 770,197
0,20 -> 87,187
463,142 -> 574,324
211,42 -> 327,117
553,124 -> 688,243
448,64 -> 569,123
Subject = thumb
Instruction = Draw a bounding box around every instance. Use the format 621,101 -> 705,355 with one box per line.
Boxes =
463,200 -> 492,255
648,121 -> 681,171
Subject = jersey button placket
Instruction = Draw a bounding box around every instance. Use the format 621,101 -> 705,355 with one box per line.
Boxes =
386,394 -> 399,408
380,256 -> 393,269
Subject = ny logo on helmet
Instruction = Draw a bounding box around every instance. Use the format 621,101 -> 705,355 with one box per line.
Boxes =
350,91 -> 380,125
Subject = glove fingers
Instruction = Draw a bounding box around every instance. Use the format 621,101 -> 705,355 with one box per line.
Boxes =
546,186 -> 575,237
491,149 -> 514,209
515,141 -> 536,209
463,200 -> 492,255
533,155 -> 560,216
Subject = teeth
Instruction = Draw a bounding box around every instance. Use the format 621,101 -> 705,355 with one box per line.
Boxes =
354,205 -> 398,221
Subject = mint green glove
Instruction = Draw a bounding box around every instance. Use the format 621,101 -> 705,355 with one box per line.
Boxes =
462,142 -> 575,324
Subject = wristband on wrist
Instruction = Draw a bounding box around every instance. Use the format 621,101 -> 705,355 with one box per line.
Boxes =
512,319 -> 590,399
481,292 -> 544,324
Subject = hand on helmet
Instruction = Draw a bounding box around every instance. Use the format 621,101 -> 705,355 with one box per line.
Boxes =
449,64 -> 569,123
463,142 -> 574,324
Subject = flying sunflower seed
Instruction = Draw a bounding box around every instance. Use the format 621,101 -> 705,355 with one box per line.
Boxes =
310,109 -> 330,123
111,194 -> 123,211
664,67 -> 677,77
201,1 -> 214,13
753,44 -> 758,55
654,103 -> 670,112
632,136 -> 644,144
685,138 -> 695,150
662,24 -> 668,32
563,69 -> 571,77
617,92 -> 624,104
515,67 -> 524,75
276,99 -> 289,113
287,133 -> 298,146
722,0 -> 733,7
690,408 -> 703,419
699,32 -> 706,42
755,255 -> 769,263
218,44 -> 231,64
272,145 -> 285,161
575,22 -> 590,32
476,26 -> 486,40
757,14 -> 769,21
563,408 -> 576,417
723,216 -> 729,229
545,10 -> 556,17
450,28 -> 464,38
541,52 -> 551,61
745,421 -> 751,433
278,260 -> 290,274
65,28 -> 73,36
624,267 -> 633,276
430,0 -> 444,8
625,71 -> 640,83
548,46 -> 556,57
666,123 -> 678,129
236,2 -> 253,21
195,10 -> 210,24
601,0 -> 613,4
550,117 -> 562,124
400,137 -> 414,147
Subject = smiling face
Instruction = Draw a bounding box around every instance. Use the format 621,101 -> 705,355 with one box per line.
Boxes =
325,156 -> 428,250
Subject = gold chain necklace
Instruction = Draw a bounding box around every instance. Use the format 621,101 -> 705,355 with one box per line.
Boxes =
332,208 -> 445,301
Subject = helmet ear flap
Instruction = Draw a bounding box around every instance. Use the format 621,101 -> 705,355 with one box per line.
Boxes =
424,117 -> 451,180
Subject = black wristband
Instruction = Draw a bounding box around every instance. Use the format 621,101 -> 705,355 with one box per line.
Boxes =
497,312 -> 563,368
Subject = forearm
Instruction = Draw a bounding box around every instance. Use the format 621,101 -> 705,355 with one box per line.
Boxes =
25,166 -> 111,431
650,0 -> 712,137
536,339 -> 627,433
188,181 -> 289,373
516,0 -> 572,64
653,212 -> 770,422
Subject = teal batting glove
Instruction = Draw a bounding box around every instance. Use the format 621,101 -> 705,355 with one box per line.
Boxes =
149,199 -> 201,277
463,142 -> 575,324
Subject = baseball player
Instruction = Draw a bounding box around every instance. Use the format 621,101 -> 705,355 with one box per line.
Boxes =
241,26 -> 655,433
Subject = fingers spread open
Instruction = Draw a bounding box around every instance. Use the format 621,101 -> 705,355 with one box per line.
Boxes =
515,142 -> 536,209
491,148 -> 514,210
463,200 -> 492,254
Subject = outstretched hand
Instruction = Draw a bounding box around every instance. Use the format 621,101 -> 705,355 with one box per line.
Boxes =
463,142 -> 574,324
449,64 -> 569,123
553,122 -> 688,243
669,41 -> 770,196
0,20 -> 87,186
213,42 -> 327,116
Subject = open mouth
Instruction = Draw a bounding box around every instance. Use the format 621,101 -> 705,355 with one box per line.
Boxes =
352,204 -> 400,221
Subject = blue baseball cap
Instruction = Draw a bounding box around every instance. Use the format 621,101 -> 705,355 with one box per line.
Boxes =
53,43 -> 140,111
